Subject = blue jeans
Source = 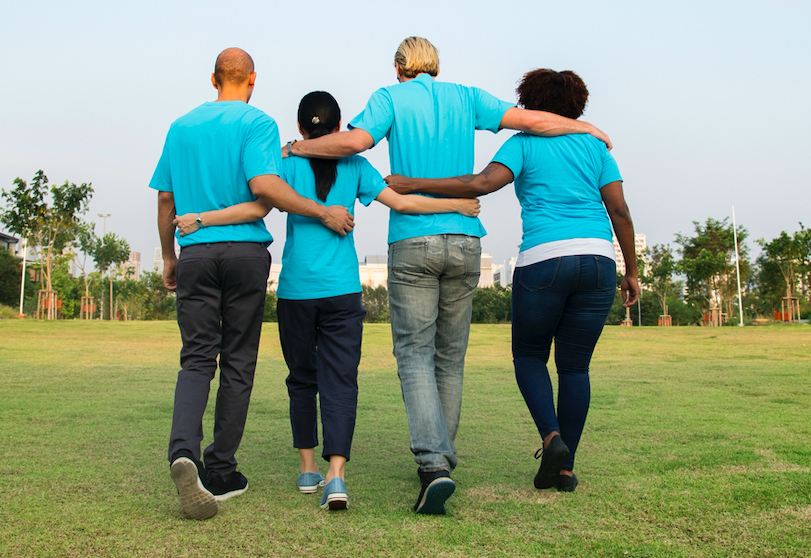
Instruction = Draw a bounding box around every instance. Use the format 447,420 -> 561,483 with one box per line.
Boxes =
512,255 -> 616,471
388,235 -> 481,472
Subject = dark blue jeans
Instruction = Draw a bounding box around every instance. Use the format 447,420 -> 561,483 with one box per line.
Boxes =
512,255 -> 616,471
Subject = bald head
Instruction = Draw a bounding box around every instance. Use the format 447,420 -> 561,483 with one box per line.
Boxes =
213,48 -> 255,87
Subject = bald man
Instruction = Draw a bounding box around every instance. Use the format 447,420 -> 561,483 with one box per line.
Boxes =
150,48 -> 353,519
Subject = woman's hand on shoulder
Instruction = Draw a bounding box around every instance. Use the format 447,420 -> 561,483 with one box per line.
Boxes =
456,198 -> 481,217
173,214 -> 200,237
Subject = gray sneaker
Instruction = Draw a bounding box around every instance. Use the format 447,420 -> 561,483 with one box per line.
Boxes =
170,457 -> 218,520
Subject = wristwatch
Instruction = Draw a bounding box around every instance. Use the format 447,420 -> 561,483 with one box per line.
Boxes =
287,140 -> 296,157
196,213 -> 203,228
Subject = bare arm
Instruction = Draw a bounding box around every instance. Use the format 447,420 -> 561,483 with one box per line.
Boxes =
385,162 -> 514,198
157,191 -> 177,291
375,187 -> 480,217
283,129 -> 375,159
173,199 -> 273,236
499,107 -> 612,150
601,180 -> 639,306
249,174 -> 354,236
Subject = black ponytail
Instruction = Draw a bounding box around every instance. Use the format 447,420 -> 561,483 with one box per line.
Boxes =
298,92 -> 341,201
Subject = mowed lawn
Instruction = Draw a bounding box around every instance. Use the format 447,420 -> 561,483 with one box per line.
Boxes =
0,321 -> 809,557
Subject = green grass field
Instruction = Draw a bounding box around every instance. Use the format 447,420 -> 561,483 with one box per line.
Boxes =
1,321 -> 809,557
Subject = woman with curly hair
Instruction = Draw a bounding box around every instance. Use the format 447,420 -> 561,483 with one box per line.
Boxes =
385,69 -> 639,492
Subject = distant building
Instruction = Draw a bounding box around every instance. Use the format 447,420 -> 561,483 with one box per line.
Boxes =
613,233 -> 647,276
493,257 -> 517,287
153,242 -> 180,275
359,255 -> 388,289
478,253 -> 494,288
127,251 -> 141,281
0,231 -> 18,252
268,262 -> 282,292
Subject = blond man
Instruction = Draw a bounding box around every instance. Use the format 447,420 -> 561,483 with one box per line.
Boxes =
285,37 -> 610,514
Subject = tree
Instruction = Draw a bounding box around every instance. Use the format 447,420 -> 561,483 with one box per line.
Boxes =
263,291 -> 278,322
676,218 -> 749,324
92,232 -> 130,320
115,278 -> 148,321
640,244 -> 676,318
0,248 -> 22,308
73,221 -> 99,317
362,285 -> 389,323
756,225 -> 810,320
140,270 -> 176,320
471,284 -> 512,323
0,170 -> 93,318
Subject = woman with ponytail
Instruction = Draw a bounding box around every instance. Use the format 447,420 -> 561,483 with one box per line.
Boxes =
174,91 -> 479,511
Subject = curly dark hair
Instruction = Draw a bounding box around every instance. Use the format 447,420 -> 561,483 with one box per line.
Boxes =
516,69 -> 589,119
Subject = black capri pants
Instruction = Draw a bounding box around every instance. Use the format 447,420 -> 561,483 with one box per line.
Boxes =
277,293 -> 366,461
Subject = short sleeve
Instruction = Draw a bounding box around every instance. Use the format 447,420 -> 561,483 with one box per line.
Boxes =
280,157 -> 295,185
472,88 -> 514,133
148,130 -> 173,192
354,157 -> 387,207
348,89 -> 395,145
598,147 -> 623,187
491,134 -> 525,180
243,113 -> 282,181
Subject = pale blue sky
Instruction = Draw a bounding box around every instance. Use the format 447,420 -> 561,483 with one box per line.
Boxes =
2,0 -> 809,269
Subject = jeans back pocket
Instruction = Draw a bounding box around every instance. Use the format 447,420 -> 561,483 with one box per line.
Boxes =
516,258 -> 561,292
388,240 -> 428,285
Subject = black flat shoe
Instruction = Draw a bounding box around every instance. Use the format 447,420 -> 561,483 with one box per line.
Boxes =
557,473 -> 578,492
534,435 -> 570,489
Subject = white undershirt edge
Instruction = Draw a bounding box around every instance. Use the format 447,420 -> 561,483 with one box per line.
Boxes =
515,238 -> 616,268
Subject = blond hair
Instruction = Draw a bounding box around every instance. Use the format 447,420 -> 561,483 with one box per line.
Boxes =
394,37 -> 439,79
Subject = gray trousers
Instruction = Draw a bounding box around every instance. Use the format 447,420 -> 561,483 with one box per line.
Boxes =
167,242 -> 271,477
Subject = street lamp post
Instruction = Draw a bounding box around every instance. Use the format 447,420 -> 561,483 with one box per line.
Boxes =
97,213 -> 110,319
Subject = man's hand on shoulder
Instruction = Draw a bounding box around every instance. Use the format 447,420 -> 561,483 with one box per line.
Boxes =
384,174 -> 414,194
320,206 -> 355,236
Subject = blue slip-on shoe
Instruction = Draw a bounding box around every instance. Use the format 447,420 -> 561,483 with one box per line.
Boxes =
298,471 -> 325,494
414,469 -> 455,515
320,477 -> 348,510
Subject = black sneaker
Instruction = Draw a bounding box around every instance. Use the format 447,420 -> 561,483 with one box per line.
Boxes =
414,469 -> 455,515
557,473 -> 578,492
533,434 -> 570,489
207,470 -> 249,501
170,451 -> 218,520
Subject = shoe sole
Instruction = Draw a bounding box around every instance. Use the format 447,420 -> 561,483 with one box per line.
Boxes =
320,492 -> 348,510
415,478 -> 455,515
212,483 -> 248,502
170,458 -> 218,520
534,446 -> 570,489
299,480 -> 325,494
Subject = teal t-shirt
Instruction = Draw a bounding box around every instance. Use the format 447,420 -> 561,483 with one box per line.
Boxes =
348,73 -> 514,244
276,155 -> 386,300
492,133 -> 623,251
149,101 -> 280,246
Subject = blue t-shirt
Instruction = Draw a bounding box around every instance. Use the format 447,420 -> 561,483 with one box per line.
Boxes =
492,133 -> 623,251
276,155 -> 387,300
348,73 -> 513,244
149,101 -> 280,246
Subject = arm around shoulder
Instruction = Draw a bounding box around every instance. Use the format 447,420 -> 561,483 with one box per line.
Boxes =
499,107 -> 612,149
